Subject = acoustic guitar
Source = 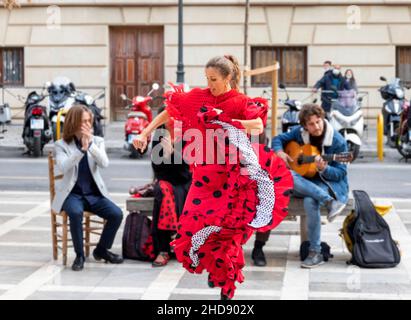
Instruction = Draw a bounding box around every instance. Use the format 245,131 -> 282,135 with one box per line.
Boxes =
285,141 -> 353,178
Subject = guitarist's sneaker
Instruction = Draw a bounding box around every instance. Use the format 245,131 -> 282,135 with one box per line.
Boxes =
301,250 -> 324,268
326,200 -> 346,223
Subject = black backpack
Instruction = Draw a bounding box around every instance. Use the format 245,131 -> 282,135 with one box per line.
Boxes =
122,212 -> 155,261
347,190 -> 400,268
300,241 -> 334,262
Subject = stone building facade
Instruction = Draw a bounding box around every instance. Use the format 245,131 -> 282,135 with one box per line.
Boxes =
0,0 -> 410,123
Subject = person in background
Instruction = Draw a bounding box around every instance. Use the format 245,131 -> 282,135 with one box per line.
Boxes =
322,60 -> 333,75
272,104 -> 349,268
52,105 -> 123,271
344,69 -> 358,93
150,109 -> 192,267
313,64 -> 352,114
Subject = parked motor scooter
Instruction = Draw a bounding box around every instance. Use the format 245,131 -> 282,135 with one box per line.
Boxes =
121,83 -> 160,158
47,76 -> 76,141
278,84 -> 303,133
0,103 -> 11,139
47,76 -> 105,140
396,98 -> 411,160
21,86 -> 52,157
74,90 -> 105,137
263,84 -> 317,133
329,89 -> 366,161
379,76 -> 409,148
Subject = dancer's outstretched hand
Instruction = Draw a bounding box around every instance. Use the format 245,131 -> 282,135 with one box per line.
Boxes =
133,134 -> 148,152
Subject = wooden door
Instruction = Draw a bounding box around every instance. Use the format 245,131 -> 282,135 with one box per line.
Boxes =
110,27 -> 164,121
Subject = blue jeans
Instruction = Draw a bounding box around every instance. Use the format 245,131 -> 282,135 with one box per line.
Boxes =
62,193 -> 123,257
291,171 -> 333,253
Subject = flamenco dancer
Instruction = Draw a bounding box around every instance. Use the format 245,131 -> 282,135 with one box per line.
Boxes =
133,55 -> 293,300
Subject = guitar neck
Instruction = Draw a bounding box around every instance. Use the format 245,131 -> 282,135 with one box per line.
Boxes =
300,154 -> 335,164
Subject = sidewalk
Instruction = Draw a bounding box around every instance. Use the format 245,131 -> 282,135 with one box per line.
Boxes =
0,191 -> 410,300
0,121 -> 397,159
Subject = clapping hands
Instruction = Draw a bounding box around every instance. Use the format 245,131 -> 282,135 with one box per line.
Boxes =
81,122 -> 92,151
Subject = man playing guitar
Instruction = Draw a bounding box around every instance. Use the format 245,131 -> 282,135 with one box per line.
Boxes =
273,104 -> 349,268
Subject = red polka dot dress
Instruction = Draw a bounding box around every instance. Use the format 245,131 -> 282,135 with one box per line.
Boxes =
165,88 -> 293,299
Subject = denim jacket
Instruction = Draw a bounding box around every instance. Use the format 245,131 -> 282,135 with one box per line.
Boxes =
272,120 -> 349,204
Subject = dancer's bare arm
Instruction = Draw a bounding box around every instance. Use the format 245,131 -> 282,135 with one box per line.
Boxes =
233,117 -> 264,135
132,110 -> 170,151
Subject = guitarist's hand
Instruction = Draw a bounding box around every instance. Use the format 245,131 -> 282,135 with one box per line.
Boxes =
315,155 -> 328,172
276,151 -> 293,168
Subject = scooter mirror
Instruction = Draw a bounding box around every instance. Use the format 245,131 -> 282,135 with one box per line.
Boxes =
313,98 -> 318,104
152,83 -> 160,91
279,83 -> 286,89
358,97 -> 363,102
97,92 -> 105,100
120,94 -> 127,101
380,76 -> 387,82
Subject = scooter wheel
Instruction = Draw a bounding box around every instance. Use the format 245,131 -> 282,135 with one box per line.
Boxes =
33,136 -> 42,158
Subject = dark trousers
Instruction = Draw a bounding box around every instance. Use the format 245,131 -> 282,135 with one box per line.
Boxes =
255,230 -> 271,243
152,180 -> 191,254
62,193 -> 123,257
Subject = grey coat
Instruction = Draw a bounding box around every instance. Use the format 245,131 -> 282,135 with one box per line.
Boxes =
51,136 -> 111,213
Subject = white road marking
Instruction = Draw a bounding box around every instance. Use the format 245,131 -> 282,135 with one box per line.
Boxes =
383,209 -> 411,282
38,285 -> 145,294
0,261 -> 64,300
0,200 -> 45,205
172,288 -> 281,298
309,291 -> 411,300
280,235 -> 309,300
0,285 -> 15,291
0,261 -> 44,268
0,201 -> 49,238
0,176 -> 47,180
141,261 -> 186,300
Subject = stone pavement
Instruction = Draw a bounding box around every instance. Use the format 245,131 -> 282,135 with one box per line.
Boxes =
0,190 -> 410,300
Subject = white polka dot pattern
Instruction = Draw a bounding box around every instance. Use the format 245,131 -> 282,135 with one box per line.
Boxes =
189,225 -> 222,267
186,119 -> 275,268
211,120 -> 275,228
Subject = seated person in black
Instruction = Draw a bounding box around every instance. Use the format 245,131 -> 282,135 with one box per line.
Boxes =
150,113 -> 192,267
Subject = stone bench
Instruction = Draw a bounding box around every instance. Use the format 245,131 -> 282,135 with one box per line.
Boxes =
126,197 -> 354,242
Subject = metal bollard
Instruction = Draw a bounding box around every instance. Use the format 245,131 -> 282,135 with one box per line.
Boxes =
377,113 -> 384,161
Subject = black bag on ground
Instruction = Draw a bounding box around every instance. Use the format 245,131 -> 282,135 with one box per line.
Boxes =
300,241 -> 334,262
348,190 -> 400,268
122,211 -> 155,261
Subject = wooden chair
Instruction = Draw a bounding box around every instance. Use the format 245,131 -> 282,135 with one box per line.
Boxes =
48,152 -> 105,265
